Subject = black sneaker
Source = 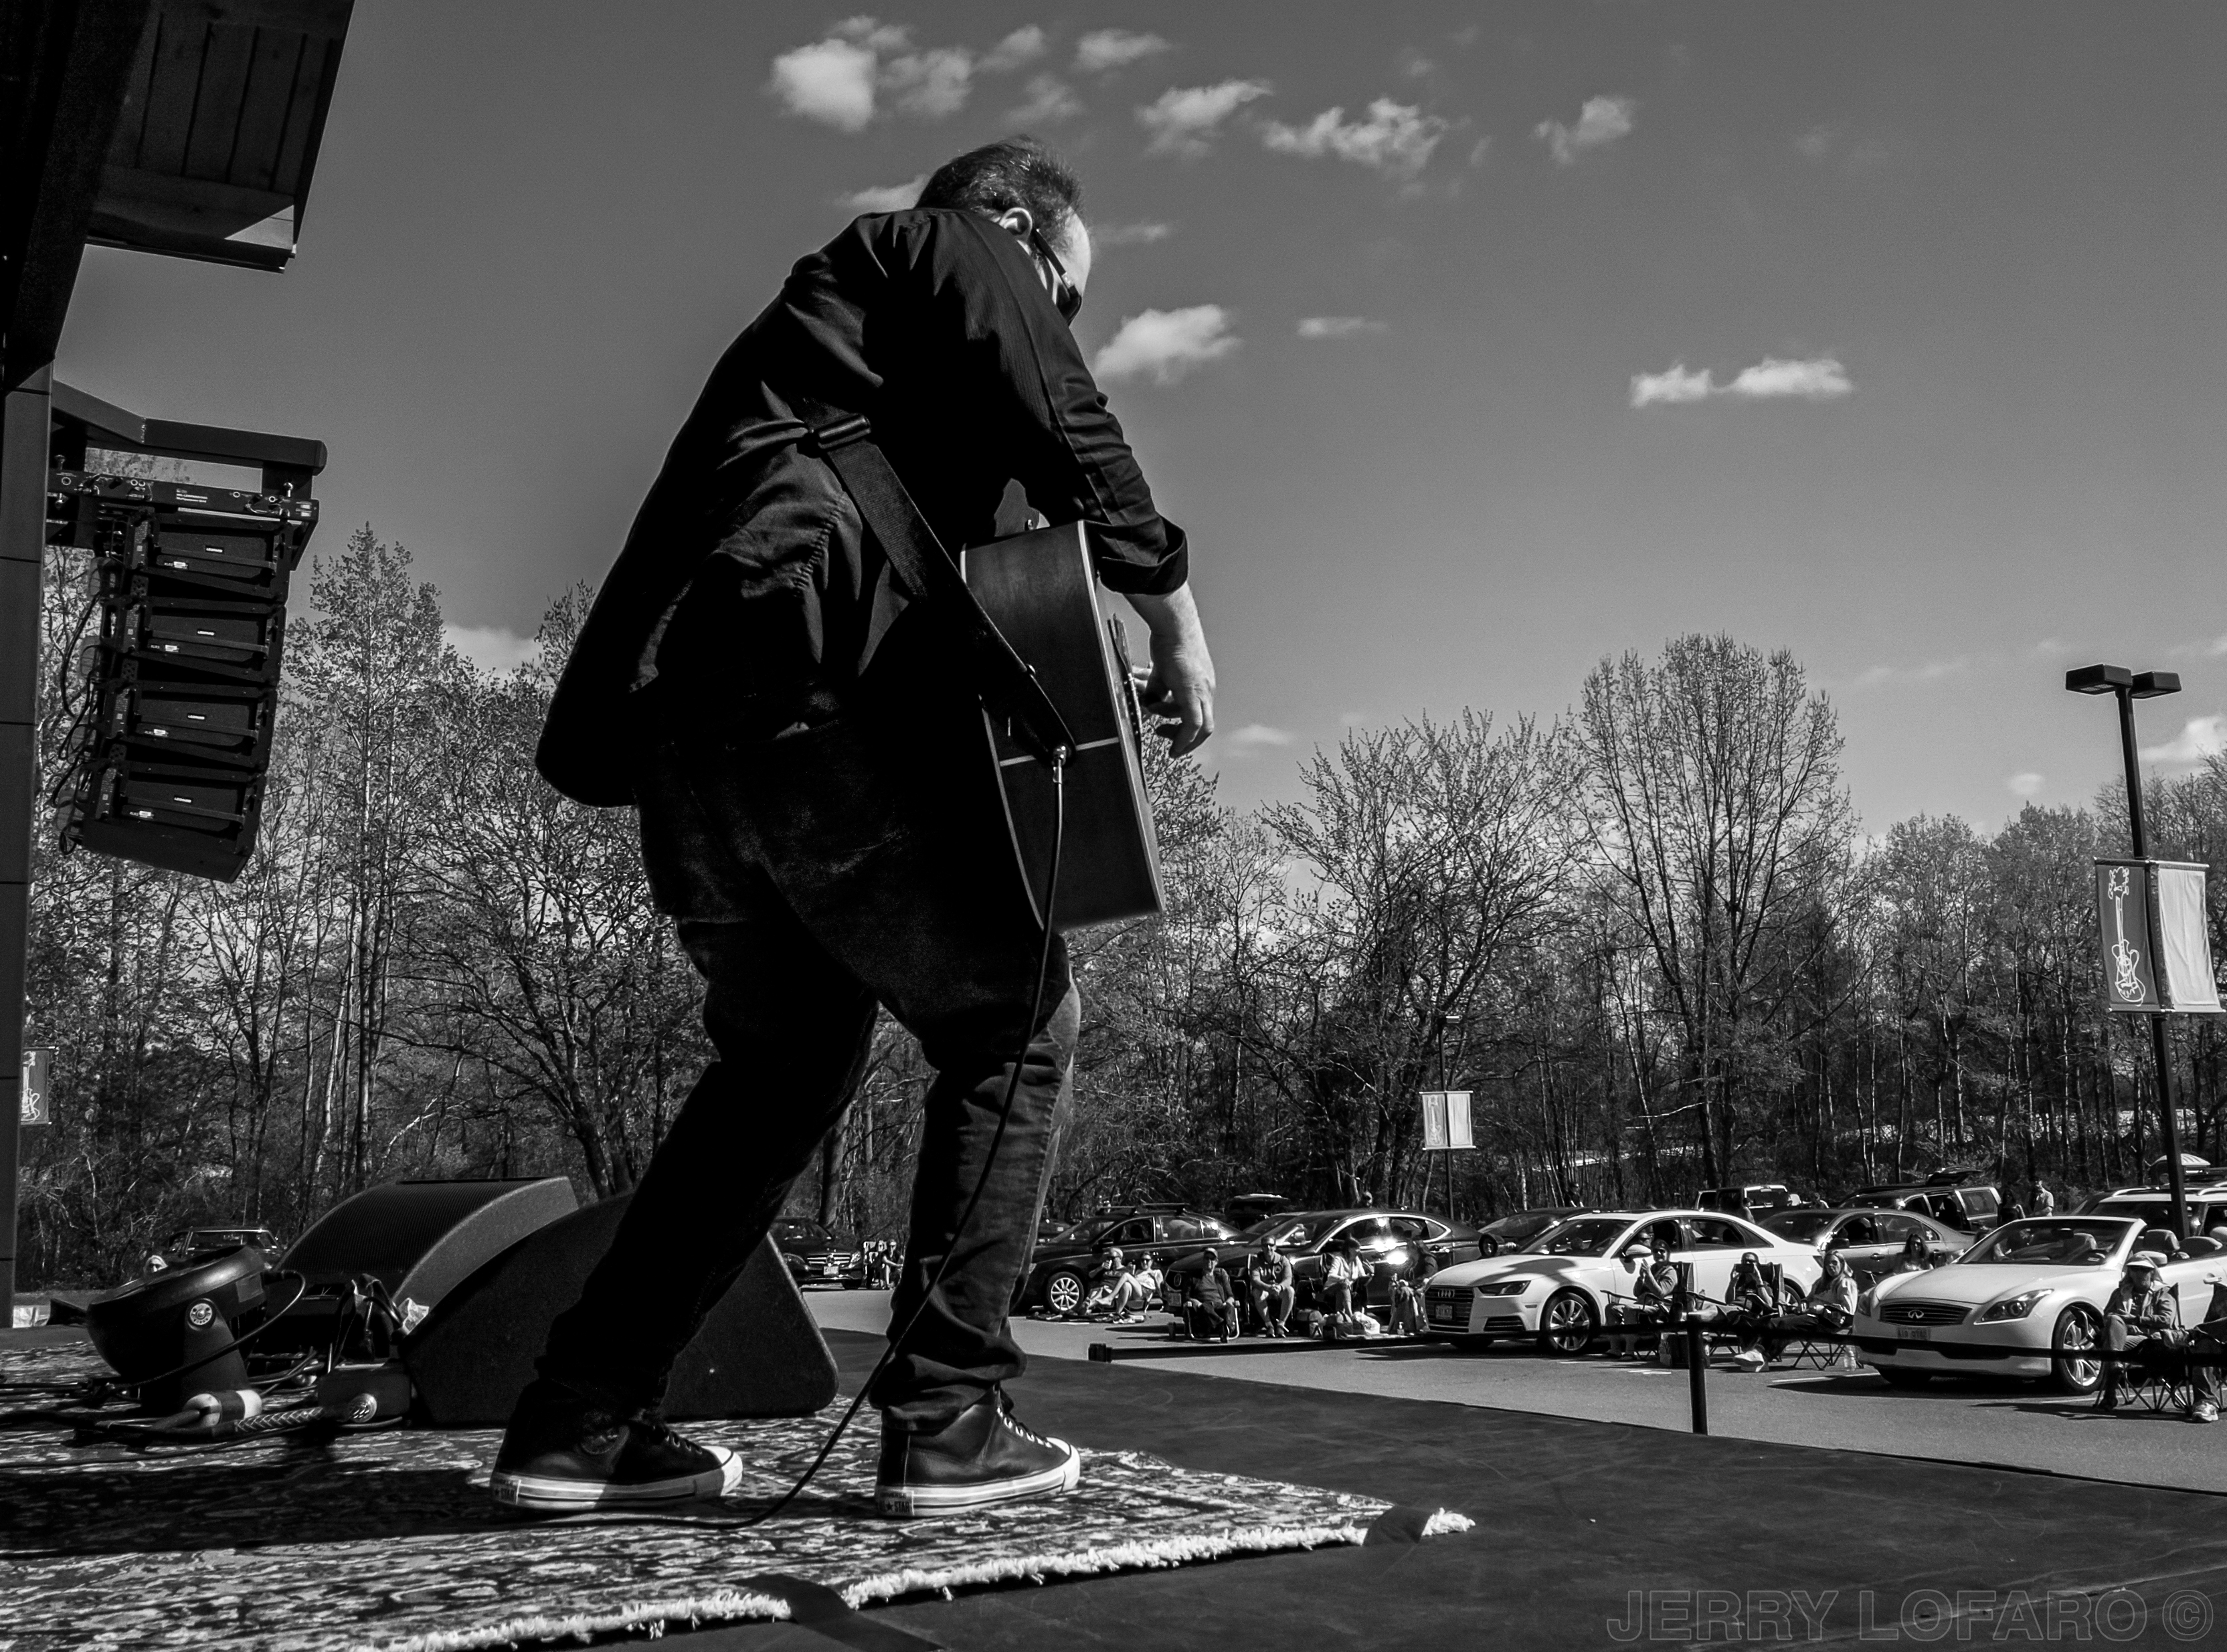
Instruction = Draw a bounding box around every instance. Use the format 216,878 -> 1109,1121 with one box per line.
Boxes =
875,1390 -> 1081,1518
491,1379 -> 741,1511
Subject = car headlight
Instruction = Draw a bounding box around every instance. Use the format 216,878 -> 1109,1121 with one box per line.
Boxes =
1978,1291 -> 2048,1323
1477,1281 -> 1530,1296
1856,1287 -> 1877,1317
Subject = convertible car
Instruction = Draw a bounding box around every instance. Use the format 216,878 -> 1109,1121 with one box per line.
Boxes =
1854,1215 -> 2227,1394
1421,1209 -> 1826,1354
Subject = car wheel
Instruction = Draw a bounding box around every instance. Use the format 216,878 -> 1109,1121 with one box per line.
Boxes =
1538,1289 -> 1599,1356
2050,1303 -> 2105,1394
1878,1367 -> 1933,1389
1043,1269 -> 1086,1315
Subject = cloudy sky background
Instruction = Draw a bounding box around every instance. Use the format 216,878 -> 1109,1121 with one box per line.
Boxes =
55,1 -> 2227,829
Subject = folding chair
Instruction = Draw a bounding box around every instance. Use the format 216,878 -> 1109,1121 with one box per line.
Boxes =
1760,1267 -> 1855,1370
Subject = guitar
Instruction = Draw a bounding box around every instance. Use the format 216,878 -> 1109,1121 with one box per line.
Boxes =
963,521 -> 1165,931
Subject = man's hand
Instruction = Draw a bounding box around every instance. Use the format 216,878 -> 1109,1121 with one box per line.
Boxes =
1126,585 -> 1215,756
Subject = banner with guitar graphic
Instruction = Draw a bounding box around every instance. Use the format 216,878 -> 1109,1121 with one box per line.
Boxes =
2094,858 -> 2224,1014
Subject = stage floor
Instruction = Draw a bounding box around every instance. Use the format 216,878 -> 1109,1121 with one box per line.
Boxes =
796,1328 -> 2227,1651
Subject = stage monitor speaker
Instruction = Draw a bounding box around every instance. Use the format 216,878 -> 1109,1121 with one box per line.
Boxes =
402,1194 -> 840,1426
283,1177 -> 581,1314
85,1247 -> 266,1412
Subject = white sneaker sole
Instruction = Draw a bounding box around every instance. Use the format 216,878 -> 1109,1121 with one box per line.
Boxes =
491,1444 -> 742,1511
875,1438 -> 1083,1518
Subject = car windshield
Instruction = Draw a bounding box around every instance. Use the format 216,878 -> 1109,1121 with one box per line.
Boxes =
1762,1211 -> 1837,1242
1239,1212 -> 1344,1249
773,1220 -> 829,1244
1960,1218 -> 2137,1267
1523,1216 -> 1632,1257
2088,1200 -> 2171,1221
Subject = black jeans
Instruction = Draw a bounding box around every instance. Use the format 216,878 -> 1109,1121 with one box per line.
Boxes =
538,687 -> 1075,1432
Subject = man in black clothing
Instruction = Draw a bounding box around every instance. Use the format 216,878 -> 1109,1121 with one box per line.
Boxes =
491,138 -> 1215,1517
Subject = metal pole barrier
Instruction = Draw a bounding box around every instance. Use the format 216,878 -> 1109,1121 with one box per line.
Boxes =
0,369 -> 52,1332
1673,1262 -> 1709,1434
1686,1317 -> 1709,1435
2117,684 -> 2192,1243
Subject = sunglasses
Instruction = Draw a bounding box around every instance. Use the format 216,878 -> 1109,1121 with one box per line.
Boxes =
1029,227 -> 1083,322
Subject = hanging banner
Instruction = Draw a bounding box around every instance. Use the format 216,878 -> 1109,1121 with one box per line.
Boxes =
1419,1091 -> 1475,1151
2095,860 -> 2225,1014
2155,861 -> 2224,1012
19,1048 -> 52,1126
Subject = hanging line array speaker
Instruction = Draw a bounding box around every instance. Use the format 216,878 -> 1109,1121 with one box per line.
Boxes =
46,470 -> 319,881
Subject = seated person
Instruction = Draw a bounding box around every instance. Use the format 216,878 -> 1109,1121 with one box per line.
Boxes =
1107,1252 -> 1158,1321
1252,1247 -> 1297,1338
1608,1238 -> 1681,1357
1081,1246 -> 1130,1317
1182,1249 -> 1241,1342
1761,1249 -> 1856,1361
2100,1251 -> 2221,1422
1891,1231 -> 1935,1275
1387,1247 -> 1441,1337
1318,1237 -> 1368,1325
1724,1253 -> 1781,1368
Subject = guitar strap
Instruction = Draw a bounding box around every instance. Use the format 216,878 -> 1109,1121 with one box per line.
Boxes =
798,408 -> 1077,765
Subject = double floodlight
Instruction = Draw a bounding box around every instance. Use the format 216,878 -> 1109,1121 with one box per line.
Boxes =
2065,664 -> 2180,699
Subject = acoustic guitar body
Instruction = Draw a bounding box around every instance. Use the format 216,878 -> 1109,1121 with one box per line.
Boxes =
963,522 -> 1165,931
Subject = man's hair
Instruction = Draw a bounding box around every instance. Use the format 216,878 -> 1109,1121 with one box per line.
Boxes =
919,137 -> 1083,240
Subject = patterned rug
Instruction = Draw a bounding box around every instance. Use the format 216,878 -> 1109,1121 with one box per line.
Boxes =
0,1345 -> 1468,1652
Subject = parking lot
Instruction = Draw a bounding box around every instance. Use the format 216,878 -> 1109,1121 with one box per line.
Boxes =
809,1289 -> 2227,1496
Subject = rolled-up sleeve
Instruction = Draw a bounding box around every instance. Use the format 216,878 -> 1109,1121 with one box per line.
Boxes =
901,213 -> 1189,594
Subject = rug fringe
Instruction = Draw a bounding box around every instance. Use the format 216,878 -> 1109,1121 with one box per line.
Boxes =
378,1589 -> 790,1652
840,1519 -> 1379,1609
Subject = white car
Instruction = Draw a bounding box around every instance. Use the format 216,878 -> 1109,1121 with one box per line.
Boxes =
1421,1210 -> 1826,1354
1855,1215 -> 2227,1393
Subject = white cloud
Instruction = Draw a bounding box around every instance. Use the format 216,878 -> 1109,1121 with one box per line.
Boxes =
446,623 -> 539,674
1261,98 -> 1449,181
838,173 -> 927,213
1093,221 -> 1174,247
1076,28 -> 1171,74
1229,723 -> 1298,750
766,19 -> 991,128
1630,355 -> 1853,408
1298,316 -> 1387,339
2141,715 -> 2227,768
768,35 -> 879,131
1726,357 -> 1852,400
1629,363 -> 1714,407
2007,772 -> 2046,798
1138,80 -> 1271,158
882,44 -> 973,118
1007,74 -> 1081,124
1534,94 -> 1635,165
980,25 -> 1045,74
1093,304 -> 1241,385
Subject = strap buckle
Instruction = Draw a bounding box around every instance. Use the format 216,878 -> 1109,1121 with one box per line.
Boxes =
808,413 -> 873,452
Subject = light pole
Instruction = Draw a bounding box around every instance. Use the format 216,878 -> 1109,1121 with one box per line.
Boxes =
2065,664 -> 2190,1241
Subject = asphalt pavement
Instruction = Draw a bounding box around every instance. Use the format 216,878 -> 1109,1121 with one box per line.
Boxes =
808,1288 -> 2227,1495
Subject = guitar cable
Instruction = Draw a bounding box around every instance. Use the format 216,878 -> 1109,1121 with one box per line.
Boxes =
733,744 -> 1069,1528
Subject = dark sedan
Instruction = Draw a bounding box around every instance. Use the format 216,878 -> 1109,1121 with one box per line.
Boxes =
1016,1206 -> 1245,1314
770,1217 -> 850,1289
1187,1209 -> 1485,1312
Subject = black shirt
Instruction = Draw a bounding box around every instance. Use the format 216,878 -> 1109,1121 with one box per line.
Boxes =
538,208 -> 1188,806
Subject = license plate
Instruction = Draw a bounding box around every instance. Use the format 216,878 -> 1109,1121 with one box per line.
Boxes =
1896,1326 -> 1931,1342
1431,1306 -> 1460,1322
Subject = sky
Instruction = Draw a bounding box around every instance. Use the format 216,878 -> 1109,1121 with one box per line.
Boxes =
54,1 -> 2227,834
